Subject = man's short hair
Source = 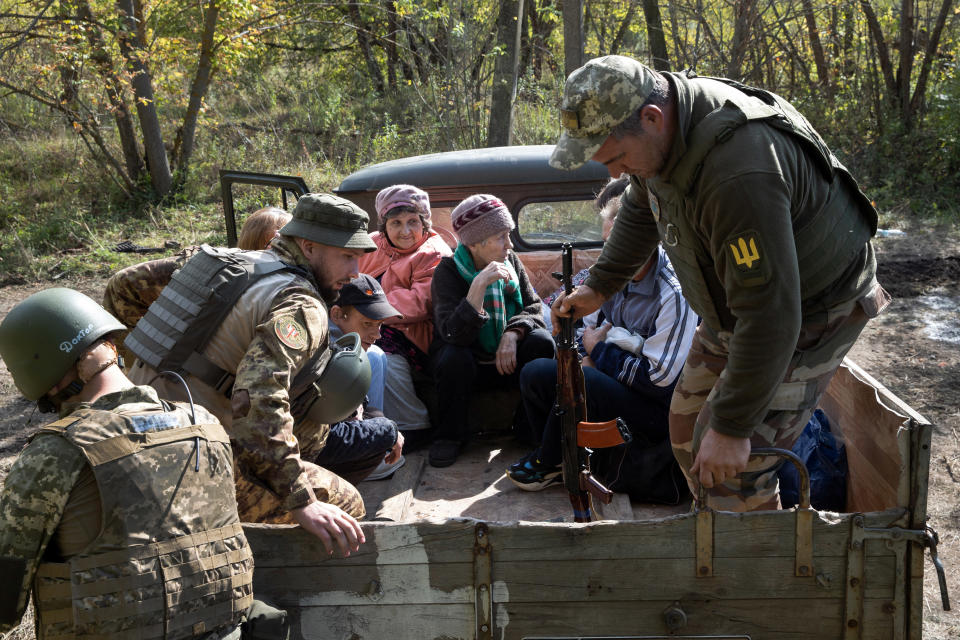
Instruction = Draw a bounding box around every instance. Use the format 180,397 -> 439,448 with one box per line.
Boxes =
610,74 -> 670,139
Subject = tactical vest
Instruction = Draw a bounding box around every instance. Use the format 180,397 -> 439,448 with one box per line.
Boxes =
125,244 -> 308,396
32,403 -> 254,640
648,72 -> 878,330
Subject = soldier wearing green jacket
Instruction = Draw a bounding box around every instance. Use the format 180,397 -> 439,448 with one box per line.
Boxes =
550,55 -> 889,511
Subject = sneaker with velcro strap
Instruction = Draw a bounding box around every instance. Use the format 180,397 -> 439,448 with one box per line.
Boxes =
506,455 -> 562,491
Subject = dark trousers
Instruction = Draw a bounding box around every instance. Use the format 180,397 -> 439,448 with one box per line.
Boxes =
313,416 -> 398,485
520,357 -> 687,504
432,328 -> 556,442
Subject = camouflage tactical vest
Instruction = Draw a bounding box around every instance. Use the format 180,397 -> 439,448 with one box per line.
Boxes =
125,244 -> 307,396
647,71 -> 878,329
32,403 -> 254,640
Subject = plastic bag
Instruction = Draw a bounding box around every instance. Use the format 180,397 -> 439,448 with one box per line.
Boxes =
778,409 -> 847,511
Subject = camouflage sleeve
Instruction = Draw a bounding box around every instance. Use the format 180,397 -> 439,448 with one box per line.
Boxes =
230,286 -> 328,512
102,246 -> 199,330
0,435 -> 86,632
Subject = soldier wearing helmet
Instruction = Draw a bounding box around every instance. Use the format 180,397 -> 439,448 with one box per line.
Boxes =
0,288 -> 278,639
106,194 -> 400,556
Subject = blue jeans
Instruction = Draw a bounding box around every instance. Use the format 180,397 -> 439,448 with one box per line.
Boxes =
520,357 -> 686,503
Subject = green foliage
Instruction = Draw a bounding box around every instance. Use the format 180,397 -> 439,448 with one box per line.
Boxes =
0,0 -> 958,285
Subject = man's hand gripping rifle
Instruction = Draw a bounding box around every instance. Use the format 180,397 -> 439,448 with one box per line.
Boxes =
554,244 -> 631,523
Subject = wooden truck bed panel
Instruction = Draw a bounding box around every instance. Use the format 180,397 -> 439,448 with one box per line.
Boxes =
243,360 -> 930,639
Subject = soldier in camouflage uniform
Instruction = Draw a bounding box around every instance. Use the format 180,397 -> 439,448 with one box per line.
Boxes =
550,56 -> 890,511
0,288 -> 275,640
107,194 -> 386,556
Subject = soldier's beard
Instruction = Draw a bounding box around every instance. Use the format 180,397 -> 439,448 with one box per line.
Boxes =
318,285 -> 340,306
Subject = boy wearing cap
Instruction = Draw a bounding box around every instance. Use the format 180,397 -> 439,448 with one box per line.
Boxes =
429,194 -> 556,467
550,55 -> 889,511
115,193 -> 381,557
326,274 -> 406,480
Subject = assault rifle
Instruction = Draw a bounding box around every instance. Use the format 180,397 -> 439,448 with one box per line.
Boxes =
554,243 -> 631,522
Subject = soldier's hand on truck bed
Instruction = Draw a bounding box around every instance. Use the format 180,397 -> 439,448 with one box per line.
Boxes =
292,501 -> 365,557
691,429 -> 751,489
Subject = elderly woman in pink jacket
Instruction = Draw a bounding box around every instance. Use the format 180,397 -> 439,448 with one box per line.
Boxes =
359,184 -> 452,439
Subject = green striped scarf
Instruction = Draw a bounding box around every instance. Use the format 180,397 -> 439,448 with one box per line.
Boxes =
452,243 -> 523,355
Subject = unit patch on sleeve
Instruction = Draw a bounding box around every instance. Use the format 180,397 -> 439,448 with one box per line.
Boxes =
274,316 -> 307,350
725,230 -> 770,287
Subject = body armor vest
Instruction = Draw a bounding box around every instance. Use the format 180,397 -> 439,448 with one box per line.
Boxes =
648,72 -> 878,329
32,403 -> 254,640
125,245 -> 305,396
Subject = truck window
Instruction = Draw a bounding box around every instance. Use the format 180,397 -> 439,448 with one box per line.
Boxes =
517,199 -> 601,247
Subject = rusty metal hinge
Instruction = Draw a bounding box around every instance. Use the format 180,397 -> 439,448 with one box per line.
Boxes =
474,523 -> 493,640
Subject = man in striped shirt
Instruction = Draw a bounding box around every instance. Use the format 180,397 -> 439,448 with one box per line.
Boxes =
508,179 -> 698,503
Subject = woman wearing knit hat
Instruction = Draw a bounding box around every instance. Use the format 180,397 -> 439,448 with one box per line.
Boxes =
428,194 -> 555,467
358,184 -> 452,441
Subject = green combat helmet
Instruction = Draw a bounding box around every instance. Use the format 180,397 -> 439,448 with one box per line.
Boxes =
289,332 -> 371,425
0,288 -> 125,404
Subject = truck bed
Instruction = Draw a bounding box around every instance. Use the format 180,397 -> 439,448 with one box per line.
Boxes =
244,359 -> 934,639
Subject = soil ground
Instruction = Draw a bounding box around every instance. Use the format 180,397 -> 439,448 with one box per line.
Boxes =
0,220 -> 958,639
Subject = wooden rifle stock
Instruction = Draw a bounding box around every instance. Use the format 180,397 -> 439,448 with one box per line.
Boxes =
554,244 -> 617,522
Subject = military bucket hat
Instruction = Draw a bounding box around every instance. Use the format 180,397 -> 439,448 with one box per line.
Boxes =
281,193 -> 377,252
0,288 -> 125,400
550,55 -> 658,170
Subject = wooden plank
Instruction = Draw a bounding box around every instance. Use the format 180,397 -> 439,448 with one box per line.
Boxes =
356,451 -> 426,522
252,554 -> 896,607
281,597 -> 900,640
252,546 -> 899,610
819,362 -> 909,512
491,598 -> 896,640
296,603 -> 475,640
244,509 -> 903,568
591,491 -> 633,520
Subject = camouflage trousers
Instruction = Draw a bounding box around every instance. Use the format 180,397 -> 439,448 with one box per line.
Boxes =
234,460 -> 366,523
669,288 -> 886,512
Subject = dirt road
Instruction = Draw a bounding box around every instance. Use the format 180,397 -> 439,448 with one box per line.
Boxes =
0,222 -> 957,639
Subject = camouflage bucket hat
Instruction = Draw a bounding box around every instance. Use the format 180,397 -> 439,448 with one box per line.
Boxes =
281,193 -> 377,252
550,55 -> 657,170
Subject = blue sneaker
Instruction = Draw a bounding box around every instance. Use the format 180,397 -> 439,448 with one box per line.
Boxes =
507,455 -> 562,491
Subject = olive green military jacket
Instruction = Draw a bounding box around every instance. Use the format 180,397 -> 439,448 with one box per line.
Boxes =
586,72 -> 880,439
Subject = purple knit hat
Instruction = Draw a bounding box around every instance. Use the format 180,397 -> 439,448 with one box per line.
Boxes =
450,194 -> 515,245
374,184 -> 431,223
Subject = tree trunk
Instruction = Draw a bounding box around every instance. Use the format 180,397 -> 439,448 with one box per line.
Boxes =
841,1 -> 856,77
609,0 -> 638,56
488,0 -> 525,147
641,0 -> 670,70
860,0 -> 898,102
897,0 -> 915,125
173,0 -> 219,184
909,0 -> 955,123
561,0 -> 583,78
76,0 -> 143,182
116,0 -> 172,197
800,0 -> 831,93
727,0 -> 754,78
385,1 -> 399,88
347,2 -> 385,95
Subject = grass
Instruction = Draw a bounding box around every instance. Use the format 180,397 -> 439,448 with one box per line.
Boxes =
1,67 -> 957,287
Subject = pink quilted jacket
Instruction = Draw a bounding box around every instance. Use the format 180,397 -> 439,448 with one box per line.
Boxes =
358,230 -> 452,353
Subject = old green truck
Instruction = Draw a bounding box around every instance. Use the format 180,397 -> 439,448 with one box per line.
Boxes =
221,145 -> 948,640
